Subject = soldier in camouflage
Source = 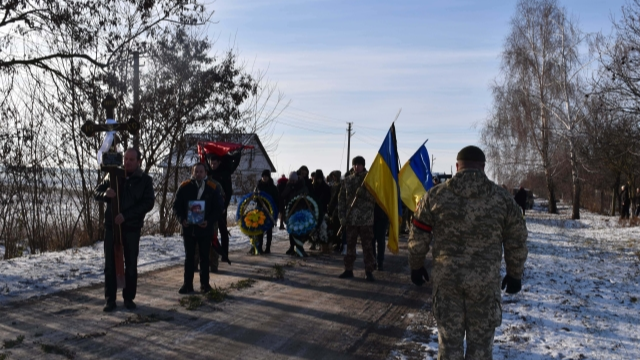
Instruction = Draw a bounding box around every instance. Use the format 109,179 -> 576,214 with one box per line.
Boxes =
408,146 -> 528,360
338,156 -> 376,281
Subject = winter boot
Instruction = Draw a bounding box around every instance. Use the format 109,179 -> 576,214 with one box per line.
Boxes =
179,284 -> 195,294
339,270 -> 354,279
365,271 -> 375,282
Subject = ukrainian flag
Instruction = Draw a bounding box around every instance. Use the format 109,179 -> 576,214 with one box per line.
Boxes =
399,142 -> 433,212
364,124 -> 403,254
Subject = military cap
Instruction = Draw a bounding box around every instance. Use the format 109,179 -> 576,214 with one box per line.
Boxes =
456,146 -> 486,162
352,156 -> 365,166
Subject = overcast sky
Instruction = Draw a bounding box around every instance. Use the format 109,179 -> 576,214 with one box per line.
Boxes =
206,0 -> 624,178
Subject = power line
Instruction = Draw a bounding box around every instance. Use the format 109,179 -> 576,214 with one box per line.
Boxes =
274,119 -> 342,134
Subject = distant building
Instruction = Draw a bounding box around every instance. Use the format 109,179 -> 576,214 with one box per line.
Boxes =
159,133 -> 276,196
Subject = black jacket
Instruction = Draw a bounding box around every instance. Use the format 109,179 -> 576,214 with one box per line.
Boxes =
514,188 -> 528,209
172,178 -> 224,238
311,180 -> 331,220
94,168 -> 155,230
281,180 -> 308,215
257,179 -> 279,207
208,151 -> 242,208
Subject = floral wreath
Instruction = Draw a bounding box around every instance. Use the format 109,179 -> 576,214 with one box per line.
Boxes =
286,195 -> 319,239
236,191 -> 278,237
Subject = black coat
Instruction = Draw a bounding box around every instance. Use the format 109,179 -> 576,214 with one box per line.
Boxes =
207,151 -> 242,208
621,188 -> 631,208
514,188 -> 528,210
257,179 -> 279,206
172,178 -> 224,238
94,168 -> 155,230
311,181 -> 331,220
281,180 -> 308,215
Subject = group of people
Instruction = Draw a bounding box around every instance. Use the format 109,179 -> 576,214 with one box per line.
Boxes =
94,145 -> 529,360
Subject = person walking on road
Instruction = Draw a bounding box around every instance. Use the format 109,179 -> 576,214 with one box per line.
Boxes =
408,145 -> 528,360
514,186 -> 528,216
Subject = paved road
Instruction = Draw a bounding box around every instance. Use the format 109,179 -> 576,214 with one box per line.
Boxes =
0,236 -> 434,359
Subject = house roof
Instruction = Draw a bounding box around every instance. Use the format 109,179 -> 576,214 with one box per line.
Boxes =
159,133 -> 276,172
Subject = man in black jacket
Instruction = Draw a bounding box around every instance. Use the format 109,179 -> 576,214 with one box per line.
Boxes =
173,163 -> 224,294
94,148 -> 155,312
207,150 -> 242,263
514,187 -> 528,215
256,169 -> 279,254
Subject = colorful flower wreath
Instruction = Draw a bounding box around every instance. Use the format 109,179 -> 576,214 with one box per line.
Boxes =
236,191 -> 278,237
286,195 -> 319,238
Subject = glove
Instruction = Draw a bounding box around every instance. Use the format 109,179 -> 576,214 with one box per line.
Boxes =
501,275 -> 522,294
411,267 -> 429,286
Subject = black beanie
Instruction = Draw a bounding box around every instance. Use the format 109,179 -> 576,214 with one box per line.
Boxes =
261,169 -> 271,178
352,156 -> 365,166
456,146 -> 486,162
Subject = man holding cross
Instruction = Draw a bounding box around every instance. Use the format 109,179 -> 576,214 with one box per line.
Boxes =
94,148 -> 155,312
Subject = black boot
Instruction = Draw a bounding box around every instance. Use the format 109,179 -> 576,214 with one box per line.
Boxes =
179,284 -> 195,294
365,271 -> 375,282
103,301 -> 116,312
339,270 -> 354,278
286,247 -> 294,255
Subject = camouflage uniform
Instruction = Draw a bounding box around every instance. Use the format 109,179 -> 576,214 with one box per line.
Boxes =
338,170 -> 376,272
408,169 -> 528,360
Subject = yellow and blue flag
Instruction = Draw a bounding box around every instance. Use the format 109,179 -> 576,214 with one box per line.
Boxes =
399,142 -> 433,212
364,124 -> 402,254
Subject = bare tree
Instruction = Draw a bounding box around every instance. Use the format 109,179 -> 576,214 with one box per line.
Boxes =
482,0 -> 589,215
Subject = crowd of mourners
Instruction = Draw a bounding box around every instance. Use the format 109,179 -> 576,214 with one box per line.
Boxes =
94,145 -> 529,360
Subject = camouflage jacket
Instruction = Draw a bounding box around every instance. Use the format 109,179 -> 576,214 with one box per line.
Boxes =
408,169 -> 528,289
338,170 -> 375,226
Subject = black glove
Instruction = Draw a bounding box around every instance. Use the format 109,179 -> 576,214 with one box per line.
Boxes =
411,267 -> 429,286
501,275 -> 522,294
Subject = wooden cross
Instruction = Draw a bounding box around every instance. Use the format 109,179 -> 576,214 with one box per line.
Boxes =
82,94 -> 139,289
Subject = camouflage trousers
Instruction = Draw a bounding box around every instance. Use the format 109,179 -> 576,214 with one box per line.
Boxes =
343,225 -> 375,272
433,284 -> 502,360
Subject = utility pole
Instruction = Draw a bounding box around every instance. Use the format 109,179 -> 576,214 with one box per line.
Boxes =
132,51 -> 141,149
430,154 -> 435,174
346,122 -> 354,174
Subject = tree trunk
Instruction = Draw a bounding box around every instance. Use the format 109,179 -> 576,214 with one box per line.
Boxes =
569,139 -> 580,219
611,172 -> 620,216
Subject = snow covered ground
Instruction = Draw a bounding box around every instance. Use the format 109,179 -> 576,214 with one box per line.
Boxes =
0,225 -> 290,305
3,200 -> 640,359
393,202 -> 640,360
